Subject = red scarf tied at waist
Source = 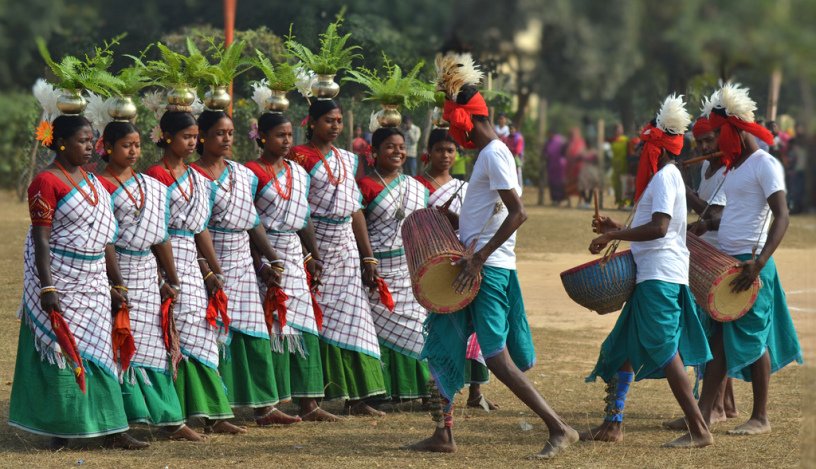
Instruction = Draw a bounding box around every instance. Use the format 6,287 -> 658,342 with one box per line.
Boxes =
376,277 -> 396,312
634,123 -> 685,200
48,307 -> 86,392
304,266 -> 324,331
707,111 -> 774,170
442,92 -> 488,150
206,289 -> 230,332
160,297 -> 182,380
263,286 -> 289,335
112,304 -> 136,372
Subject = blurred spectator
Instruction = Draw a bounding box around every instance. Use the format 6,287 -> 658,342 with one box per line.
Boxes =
506,124 -> 525,186
565,127 -> 587,206
352,125 -> 370,160
609,123 -> 629,207
451,149 -> 469,181
543,131 -> 567,205
400,116 -> 421,176
578,148 -> 602,209
786,130 -> 807,214
494,113 -> 509,138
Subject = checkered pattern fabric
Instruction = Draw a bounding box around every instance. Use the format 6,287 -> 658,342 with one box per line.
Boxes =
111,174 -> 170,372
111,174 -> 168,250
428,179 -> 468,214
211,230 -> 267,338
307,149 -> 363,221
313,219 -> 381,359
19,174 -> 118,375
206,160 -> 260,232
365,176 -> 427,253
364,177 -> 428,358
253,161 -> 311,233
157,168 -> 220,368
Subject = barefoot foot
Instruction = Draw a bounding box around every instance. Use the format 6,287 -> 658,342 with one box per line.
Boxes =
300,406 -> 341,422
663,416 -> 688,431
167,425 -> 207,442
403,427 -> 456,453
103,432 -> 150,450
255,408 -> 302,426
579,421 -> 623,442
466,394 -> 499,411
662,431 -> 714,448
533,426 -> 579,459
50,437 -> 68,451
345,401 -> 386,417
727,418 -> 770,435
205,420 -> 247,435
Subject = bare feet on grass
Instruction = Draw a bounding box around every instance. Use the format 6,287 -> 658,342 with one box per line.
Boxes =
168,424 -> 207,442
533,426 -> 579,459
662,431 -> 714,448
255,408 -> 302,426
345,401 -> 386,417
403,427 -> 456,453
727,418 -> 770,435
205,420 -> 247,434
300,406 -> 341,422
579,421 -> 623,442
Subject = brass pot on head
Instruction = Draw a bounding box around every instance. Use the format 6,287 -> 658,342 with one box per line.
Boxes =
166,86 -> 196,112
311,74 -> 340,100
204,85 -> 231,111
107,96 -> 138,121
265,89 -> 290,113
56,89 -> 87,115
377,104 -> 402,128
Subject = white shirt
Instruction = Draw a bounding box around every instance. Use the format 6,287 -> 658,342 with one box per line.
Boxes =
494,124 -> 509,138
697,160 -> 727,247
459,139 -> 522,270
403,123 -> 421,157
630,164 -> 689,285
718,149 -> 786,256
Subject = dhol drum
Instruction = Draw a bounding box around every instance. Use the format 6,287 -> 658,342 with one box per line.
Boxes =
560,250 -> 636,314
402,208 -> 480,313
687,232 -> 759,322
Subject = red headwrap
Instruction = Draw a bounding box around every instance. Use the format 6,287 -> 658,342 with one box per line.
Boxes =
442,92 -> 488,149
691,117 -> 714,138
634,123 -> 685,200
707,111 -> 774,169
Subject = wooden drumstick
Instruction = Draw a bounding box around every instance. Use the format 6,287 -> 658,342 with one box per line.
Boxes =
592,188 -> 600,232
682,151 -> 723,167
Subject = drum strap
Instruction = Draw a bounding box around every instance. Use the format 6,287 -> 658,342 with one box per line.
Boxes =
603,371 -> 634,422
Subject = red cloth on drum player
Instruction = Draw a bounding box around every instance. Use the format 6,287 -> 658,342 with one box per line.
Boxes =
707,110 -> 773,170
692,116 -> 714,138
442,92 -> 488,150
634,122 -> 684,201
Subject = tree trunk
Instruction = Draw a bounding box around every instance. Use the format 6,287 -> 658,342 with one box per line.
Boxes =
537,98 -> 548,206
767,68 -> 782,122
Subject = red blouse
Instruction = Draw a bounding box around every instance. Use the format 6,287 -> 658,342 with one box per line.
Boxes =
414,174 -> 436,194
357,176 -> 385,206
144,164 -> 176,187
27,171 -> 72,227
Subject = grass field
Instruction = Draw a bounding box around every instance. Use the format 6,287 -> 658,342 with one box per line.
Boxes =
0,190 -> 812,468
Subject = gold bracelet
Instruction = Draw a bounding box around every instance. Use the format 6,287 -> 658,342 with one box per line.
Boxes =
203,271 -> 214,281
39,287 -> 58,296
112,285 -> 128,293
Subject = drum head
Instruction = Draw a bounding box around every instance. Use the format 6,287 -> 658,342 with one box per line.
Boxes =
707,266 -> 760,322
414,255 -> 480,314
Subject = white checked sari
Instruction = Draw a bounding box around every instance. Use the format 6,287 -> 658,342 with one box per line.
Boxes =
110,173 -> 170,375
429,179 -> 468,213
253,160 -> 317,355
20,173 -> 118,375
202,160 -> 267,340
158,167 -> 219,369
365,176 -> 429,358
295,146 -> 381,359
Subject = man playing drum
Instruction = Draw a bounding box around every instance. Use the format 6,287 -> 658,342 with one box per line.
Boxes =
583,95 -> 714,448
405,53 -> 578,459
671,83 -> 803,435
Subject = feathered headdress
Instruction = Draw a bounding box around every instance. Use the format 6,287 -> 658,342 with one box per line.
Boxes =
33,79 -> 60,123
85,91 -> 113,135
251,80 -> 273,113
702,82 -> 773,169
434,52 -> 483,100
634,94 -> 690,200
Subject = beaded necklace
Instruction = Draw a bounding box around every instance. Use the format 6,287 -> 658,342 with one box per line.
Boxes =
108,168 -> 145,217
55,160 -> 98,206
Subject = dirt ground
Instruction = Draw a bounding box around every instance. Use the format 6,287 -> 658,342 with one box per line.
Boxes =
0,190 -> 812,468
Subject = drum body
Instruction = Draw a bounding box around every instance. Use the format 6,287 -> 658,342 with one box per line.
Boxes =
560,250 -> 636,315
687,233 -> 759,322
402,208 -> 480,313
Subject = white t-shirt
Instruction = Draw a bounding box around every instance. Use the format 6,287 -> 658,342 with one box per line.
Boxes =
459,139 -> 522,270
630,164 -> 689,285
697,160 -> 727,247
717,149 -> 786,256
494,124 -> 509,138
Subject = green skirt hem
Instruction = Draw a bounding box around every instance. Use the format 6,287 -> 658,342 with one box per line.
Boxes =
219,332 -> 280,408
320,340 -> 386,401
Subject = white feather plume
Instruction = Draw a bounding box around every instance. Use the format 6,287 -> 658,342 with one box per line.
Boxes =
655,93 -> 691,135
717,82 -> 756,122
32,79 -> 60,121
85,91 -> 113,133
369,109 -> 383,133
434,52 -> 483,99
141,90 -> 165,119
191,95 -> 204,118
251,80 -> 272,113
295,64 -> 316,99
700,90 -> 719,118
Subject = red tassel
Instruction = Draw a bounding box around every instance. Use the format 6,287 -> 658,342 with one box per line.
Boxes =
263,286 -> 289,336
159,297 -> 182,380
206,289 -> 230,332
304,267 -> 324,331
48,308 -> 86,393
160,297 -> 173,350
376,278 -> 396,312
111,304 -> 136,372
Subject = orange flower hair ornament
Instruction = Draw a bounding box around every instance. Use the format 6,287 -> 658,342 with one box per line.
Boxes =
35,120 -> 54,147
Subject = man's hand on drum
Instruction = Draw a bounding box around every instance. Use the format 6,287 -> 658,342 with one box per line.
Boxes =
589,233 -> 612,254
452,250 -> 485,294
688,219 -> 708,236
361,262 -> 379,291
592,216 -> 621,234
731,258 -> 764,293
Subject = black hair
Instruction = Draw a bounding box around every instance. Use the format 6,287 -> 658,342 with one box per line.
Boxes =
257,112 -> 290,149
49,115 -> 92,152
455,84 -> 479,105
371,127 -> 404,154
157,111 -> 197,149
306,100 -> 340,140
196,110 -> 231,155
427,128 -> 456,151
100,121 -> 139,162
